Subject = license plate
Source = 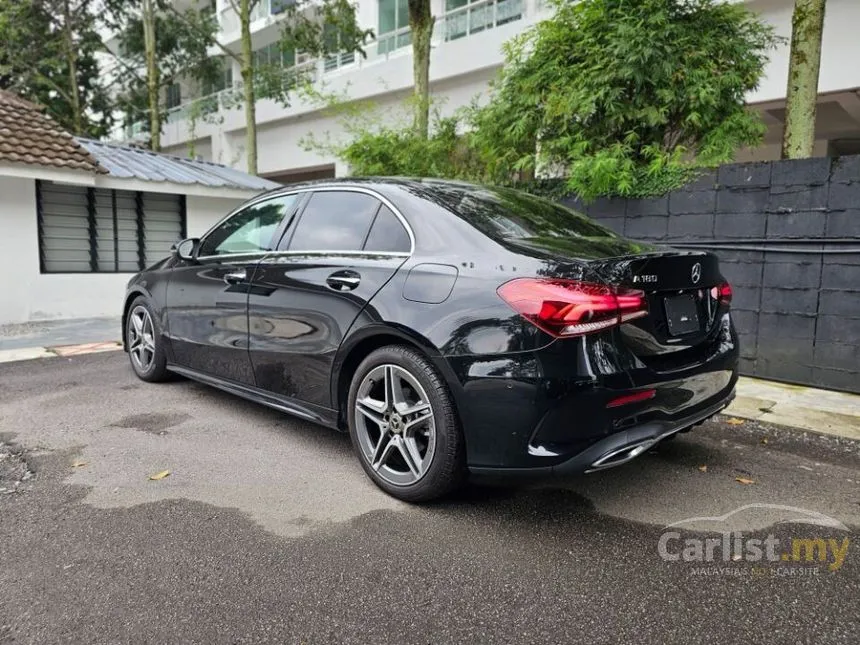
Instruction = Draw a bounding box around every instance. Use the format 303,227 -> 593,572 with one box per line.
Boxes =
664,294 -> 700,336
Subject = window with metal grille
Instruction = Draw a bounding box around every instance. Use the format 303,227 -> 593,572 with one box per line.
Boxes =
37,181 -> 186,274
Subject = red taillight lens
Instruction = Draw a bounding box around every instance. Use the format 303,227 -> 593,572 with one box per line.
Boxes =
710,282 -> 732,304
497,278 -> 648,338
606,389 -> 657,408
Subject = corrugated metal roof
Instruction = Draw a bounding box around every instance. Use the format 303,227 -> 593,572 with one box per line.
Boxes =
76,138 -> 279,192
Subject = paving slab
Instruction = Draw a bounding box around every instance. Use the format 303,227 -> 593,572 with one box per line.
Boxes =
725,377 -> 860,441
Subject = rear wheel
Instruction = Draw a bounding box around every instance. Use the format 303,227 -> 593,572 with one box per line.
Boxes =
347,345 -> 465,502
126,297 -> 169,382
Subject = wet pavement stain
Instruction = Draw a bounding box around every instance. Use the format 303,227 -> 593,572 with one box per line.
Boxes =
109,412 -> 190,435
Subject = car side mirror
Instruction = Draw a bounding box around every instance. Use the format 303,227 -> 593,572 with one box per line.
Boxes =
175,238 -> 200,262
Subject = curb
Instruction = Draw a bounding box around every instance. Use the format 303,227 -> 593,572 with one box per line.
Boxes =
724,377 -> 860,443
0,342 -> 122,364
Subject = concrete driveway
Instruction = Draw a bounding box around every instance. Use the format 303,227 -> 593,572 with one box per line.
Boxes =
1,353 -> 858,644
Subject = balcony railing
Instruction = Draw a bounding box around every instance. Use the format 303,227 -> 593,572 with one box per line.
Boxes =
443,0 -> 524,42
219,0 -> 297,33
113,0 -> 530,140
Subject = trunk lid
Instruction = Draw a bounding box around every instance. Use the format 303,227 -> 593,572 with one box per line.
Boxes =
506,239 -> 729,367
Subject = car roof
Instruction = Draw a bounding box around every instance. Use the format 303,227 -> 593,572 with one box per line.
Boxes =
260,176 -> 480,199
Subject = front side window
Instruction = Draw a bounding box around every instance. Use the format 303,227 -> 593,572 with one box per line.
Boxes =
285,191 -> 381,252
378,0 -> 410,54
199,194 -> 299,257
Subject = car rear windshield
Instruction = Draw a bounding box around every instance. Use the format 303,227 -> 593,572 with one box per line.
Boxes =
424,183 -> 618,241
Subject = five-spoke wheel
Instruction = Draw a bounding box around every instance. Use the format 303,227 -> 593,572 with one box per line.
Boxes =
354,364 -> 437,486
128,305 -> 156,373
125,297 -> 168,382
348,345 -> 465,501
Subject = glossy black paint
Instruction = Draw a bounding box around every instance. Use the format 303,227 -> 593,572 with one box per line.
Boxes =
123,178 -> 739,475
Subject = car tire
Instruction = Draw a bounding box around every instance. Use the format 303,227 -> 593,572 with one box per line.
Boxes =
347,345 -> 466,502
126,296 -> 170,383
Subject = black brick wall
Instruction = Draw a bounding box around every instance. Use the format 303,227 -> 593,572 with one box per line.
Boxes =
561,155 -> 860,393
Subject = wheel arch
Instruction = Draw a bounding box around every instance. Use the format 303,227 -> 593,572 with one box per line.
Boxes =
330,324 -> 465,432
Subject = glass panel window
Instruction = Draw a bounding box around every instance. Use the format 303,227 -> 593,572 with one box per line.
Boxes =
166,83 -> 182,109
444,0 -> 523,42
286,191 -> 380,251
378,0 -> 411,55
199,194 -> 299,257
363,205 -> 411,253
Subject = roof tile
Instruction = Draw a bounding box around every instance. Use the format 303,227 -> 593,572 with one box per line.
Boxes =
0,91 -> 102,173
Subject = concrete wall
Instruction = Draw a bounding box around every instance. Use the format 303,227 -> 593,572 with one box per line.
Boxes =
563,155 -> 860,393
0,176 -> 244,325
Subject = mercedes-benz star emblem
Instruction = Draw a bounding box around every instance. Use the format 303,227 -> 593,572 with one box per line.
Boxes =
691,262 -> 702,284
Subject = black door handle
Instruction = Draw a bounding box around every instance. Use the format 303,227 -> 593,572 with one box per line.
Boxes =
326,270 -> 361,291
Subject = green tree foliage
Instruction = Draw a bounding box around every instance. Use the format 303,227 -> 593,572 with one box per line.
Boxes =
0,0 -> 112,137
106,0 -> 221,150
471,0 -> 781,199
172,0 -> 372,173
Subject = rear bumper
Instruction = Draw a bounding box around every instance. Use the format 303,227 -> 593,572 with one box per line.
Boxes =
445,313 -> 740,473
468,389 -> 735,476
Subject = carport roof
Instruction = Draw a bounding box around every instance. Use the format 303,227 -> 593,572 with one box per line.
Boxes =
76,138 -> 280,192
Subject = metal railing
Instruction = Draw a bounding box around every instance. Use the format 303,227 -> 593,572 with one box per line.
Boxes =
443,0 -> 524,42
219,0 -> 297,33
118,0 -> 529,138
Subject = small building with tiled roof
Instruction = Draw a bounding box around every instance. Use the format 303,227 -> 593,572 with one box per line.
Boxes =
0,91 -> 279,325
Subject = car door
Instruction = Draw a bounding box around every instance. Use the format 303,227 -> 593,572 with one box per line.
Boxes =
247,188 -> 413,408
166,193 -> 303,385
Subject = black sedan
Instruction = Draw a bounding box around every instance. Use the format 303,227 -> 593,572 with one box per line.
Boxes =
122,178 -> 738,501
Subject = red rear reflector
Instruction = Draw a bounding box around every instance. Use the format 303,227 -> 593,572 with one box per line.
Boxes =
606,389 -> 657,408
497,278 -> 648,338
710,282 -> 732,303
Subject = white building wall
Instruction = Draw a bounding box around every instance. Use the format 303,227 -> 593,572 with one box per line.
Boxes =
157,0 -> 860,172
0,174 -> 244,325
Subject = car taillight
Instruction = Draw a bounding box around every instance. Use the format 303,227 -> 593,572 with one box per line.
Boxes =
711,282 -> 732,304
497,278 -> 648,338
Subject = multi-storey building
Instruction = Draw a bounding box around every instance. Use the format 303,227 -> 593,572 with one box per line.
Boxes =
115,0 -> 860,182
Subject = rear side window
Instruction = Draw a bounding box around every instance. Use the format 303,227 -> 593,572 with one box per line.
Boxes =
422,183 -> 617,241
363,205 -> 411,253
284,191 -> 380,251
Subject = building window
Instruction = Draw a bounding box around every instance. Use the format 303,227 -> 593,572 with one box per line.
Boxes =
37,181 -> 185,274
444,0 -> 523,42
205,57 -> 234,95
166,83 -> 182,109
378,0 -> 410,55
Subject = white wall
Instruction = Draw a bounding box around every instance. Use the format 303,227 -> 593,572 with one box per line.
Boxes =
0,176 -> 246,325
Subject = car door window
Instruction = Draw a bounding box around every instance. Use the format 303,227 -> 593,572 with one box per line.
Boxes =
363,205 -> 411,253
199,194 -> 299,257
284,191 -> 380,252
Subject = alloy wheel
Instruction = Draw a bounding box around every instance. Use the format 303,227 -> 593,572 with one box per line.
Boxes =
128,305 -> 156,373
354,364 -> 437,486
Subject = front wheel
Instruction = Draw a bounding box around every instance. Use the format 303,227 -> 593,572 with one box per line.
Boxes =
126,297 -> 169,382
347,345 -> 465,502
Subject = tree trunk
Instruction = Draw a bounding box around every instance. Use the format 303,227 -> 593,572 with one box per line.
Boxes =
142,0 -> 161,151
781,0 -> 827,160
408,0 -> 433,140
61,0 -> 83,134
240,0 -> 258,174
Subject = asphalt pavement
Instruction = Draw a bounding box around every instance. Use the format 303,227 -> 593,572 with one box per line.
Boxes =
1,353 -> 858,644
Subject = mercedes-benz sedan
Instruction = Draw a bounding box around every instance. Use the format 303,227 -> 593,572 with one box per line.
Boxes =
122,178 -> 738,501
